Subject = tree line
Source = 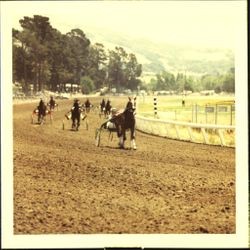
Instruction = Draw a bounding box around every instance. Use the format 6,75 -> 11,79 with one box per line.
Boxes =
13,15 -> 142,94
13,15 -> 234,96
142,67 -> 235,94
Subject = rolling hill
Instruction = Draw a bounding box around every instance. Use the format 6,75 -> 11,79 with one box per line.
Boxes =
85,27 -> 234,81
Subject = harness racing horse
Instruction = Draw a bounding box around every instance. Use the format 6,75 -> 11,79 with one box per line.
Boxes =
104,100 -> 112,118
31,100 -> 52,125
63,107 -> 88,131
47,102 -> 58,111
99,99 -> 106,118
95,97 -> 137,149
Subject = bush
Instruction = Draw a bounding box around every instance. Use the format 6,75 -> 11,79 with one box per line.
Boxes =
80,76 -> 95,94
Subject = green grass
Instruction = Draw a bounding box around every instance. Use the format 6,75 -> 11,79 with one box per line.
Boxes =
137,95 -> 235,126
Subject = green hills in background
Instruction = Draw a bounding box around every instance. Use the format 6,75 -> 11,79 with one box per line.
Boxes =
86,27 -> 234,82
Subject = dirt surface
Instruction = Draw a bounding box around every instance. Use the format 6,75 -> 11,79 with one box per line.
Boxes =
13,96 -> 235,234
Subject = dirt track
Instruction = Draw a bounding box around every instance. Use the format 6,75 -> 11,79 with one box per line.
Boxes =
13,96 -> 235,234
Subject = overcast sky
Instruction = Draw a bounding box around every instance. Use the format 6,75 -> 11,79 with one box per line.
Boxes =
5,0 -> 246,49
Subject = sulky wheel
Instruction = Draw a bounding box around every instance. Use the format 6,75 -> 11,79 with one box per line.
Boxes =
95,128 -> 101,147
86,119 -> 89,130
62,120 -> 65,130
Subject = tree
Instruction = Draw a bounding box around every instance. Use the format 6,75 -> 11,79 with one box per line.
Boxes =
200,74 -> 217,90
199,68 -> 235,93
13,15 -> 143,95
184,76 -> 194,92
18,15 -> 55,92
47,29 -> 67,91
65,29 -> 91,85
107,47 -> 142,91
80,76 -> 95,94
107,47 -> 127,91
148,78 -> 158,91
155,71 -> 175,91
125,53 -> 142,90
221,67 -> 235,93
12,28 -> 33,93
86,43 -> 107,89
175,73 -> 185,92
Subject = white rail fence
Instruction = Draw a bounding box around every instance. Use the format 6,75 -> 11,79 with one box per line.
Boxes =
135,115 -> 235,147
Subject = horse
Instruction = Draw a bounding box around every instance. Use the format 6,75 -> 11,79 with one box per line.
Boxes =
47,102 -> 58,111
63,108 -> 88,131
99,105 -> 105,118
99,99 -> 106,118
31,104 -> 52,125
104,100 -> 112,118
83,99 -> 92,114
95,97 -> 137,149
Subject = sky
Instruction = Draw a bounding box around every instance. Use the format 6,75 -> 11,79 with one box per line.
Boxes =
4,0 -> 246,49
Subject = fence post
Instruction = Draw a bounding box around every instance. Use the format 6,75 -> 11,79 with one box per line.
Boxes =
154,97 -> 157,118
201,128 -> 209,144
217,129 -> 226,146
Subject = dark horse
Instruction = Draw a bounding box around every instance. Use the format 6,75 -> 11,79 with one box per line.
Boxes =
104,100 -> 112,118
31,99 -> 51,125
68,100 -> 83,131
63,108 -> 87,131
112,107 -> 136,149
71,109 -> 80,130
96,98 -> 137,149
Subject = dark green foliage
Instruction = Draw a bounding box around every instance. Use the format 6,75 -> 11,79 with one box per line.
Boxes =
107,47 -> 142,91
12,15 -> 142,94
12,15 -> 234,95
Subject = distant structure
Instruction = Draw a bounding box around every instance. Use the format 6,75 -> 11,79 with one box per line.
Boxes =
200,90 -> 215,96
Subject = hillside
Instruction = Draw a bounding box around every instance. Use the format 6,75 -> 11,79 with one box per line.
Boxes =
86,27 -> 234,80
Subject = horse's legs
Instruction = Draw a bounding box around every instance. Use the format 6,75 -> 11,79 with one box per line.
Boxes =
118,136 -> 124,148
72,117 -> 75,129
38,110 -> 42,123
76,115 -> 80,131
116,125 -> 125,149
130,126 -> 136,150
104,109 -> 109,118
